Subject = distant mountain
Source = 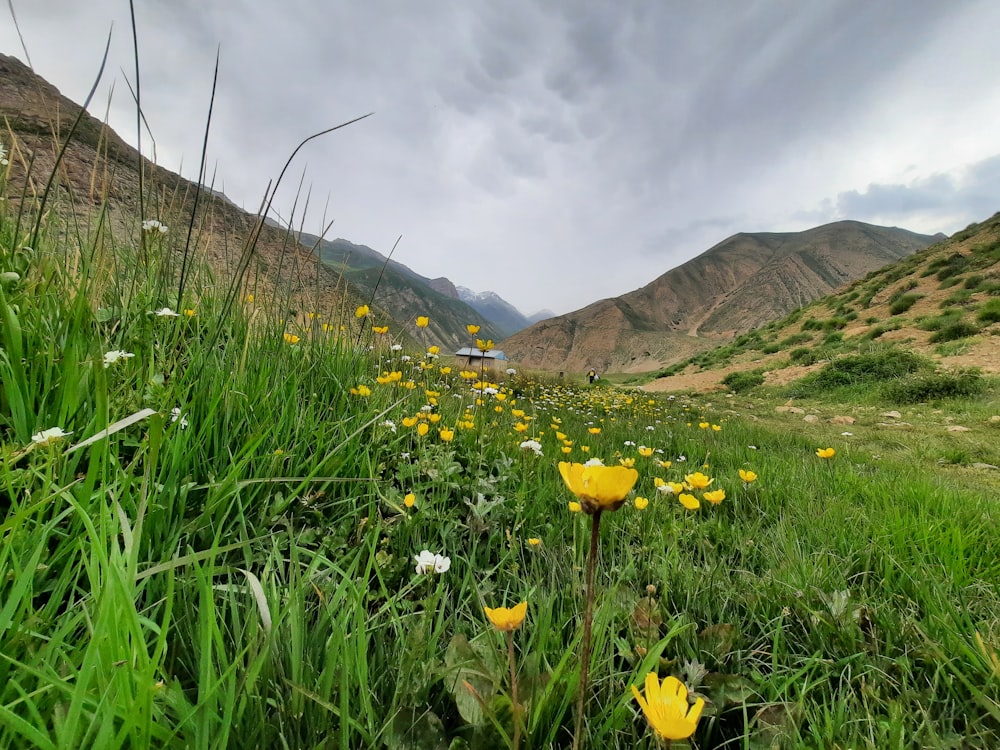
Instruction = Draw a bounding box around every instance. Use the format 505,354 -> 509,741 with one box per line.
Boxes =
302,234 -> 504,350
527,309 -> 555,324
502,221 -> 942,373
456,287 -> 532,338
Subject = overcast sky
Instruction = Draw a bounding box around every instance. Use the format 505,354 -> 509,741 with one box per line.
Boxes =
4,1 -> 1000,315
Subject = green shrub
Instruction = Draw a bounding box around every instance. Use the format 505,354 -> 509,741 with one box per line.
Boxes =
823,331 -> 844,345
778,332 -> 813,347
889,293 -> 922,315
721,369 -> 766,393
801,317 -> 823,331
881,369 -> 985,404
977,298 -> 1000,324
918,309 -> 964,331
789,347 -> 818,364
964,274 -> 984,289
795,347 -> 927,392
928,321 -> 980,343
761,343 -> 781,354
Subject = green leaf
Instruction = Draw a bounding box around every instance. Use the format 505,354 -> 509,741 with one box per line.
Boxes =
443,634 -> 499,726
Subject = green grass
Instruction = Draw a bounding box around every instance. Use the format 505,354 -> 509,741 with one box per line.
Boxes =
3,148 -> 1000,750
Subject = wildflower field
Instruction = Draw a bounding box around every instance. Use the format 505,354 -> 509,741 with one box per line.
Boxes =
2,145 -> 1000,748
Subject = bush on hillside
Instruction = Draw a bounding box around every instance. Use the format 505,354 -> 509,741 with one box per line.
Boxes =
881,369 -> 985,404
791,347 -> 927,395
977,298 -> 1000,324
722,369 -> 765,393
889,293 -> 922,315
928,321 -> 980,343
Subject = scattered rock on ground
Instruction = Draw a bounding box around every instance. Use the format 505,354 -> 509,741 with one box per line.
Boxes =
881,411 -> 902,419
989,415 -> 1000,423
947,425 -> 971,433
831,416 -> 856,425
788,407 -> 805,414
803,414 -> 819,423
972,462 -> 999,470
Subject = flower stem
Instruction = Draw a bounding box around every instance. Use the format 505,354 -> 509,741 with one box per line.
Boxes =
507,630 -> 521,750
572,509 -> 602,750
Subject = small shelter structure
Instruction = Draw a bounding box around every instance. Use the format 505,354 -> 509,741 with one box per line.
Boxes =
455,347 -> 509,371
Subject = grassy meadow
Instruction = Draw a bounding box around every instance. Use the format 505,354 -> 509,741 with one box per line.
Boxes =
2,135 -> 1000,750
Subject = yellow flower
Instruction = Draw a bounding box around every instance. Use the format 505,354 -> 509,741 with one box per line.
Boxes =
476,338 -> 494,352
634,496 -> 649,510
699,422 -> 710,429
668,481 -> 685,495
283,333 -> 300,345
568,501 -> 582,513
439,366 -> 452,374
712,424 -> 722,431
513,422 -> 529,433
632,673 -> 704,741
372,325 -> 389,334
684,472 -> 713,490
659,460 -> 672,469
417,423 -> 430,436
703,489 -> 726,505
619,457 -> 636,468
558,462 -> 639,514
527,537 -> 541,547
561,446 -> 573,454
439,426 -> 455,442
427,345 -> 440,355
404,493 -> 416,508
678,493 -> 700,510
350,384 -> 372,397
183,308 -> 196,317
588,427 -> 602,435
355,304 -> 370,318
484,601 -> 528,632
739,469 -> 757,483
638,446 -> 654,457
466,324 -> 481,335
245,293 -> 255,303
402,416 -> 419,428
415,316 -> 429,328
817,447 -> 836,459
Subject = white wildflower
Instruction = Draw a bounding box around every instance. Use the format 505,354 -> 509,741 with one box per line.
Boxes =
31,427 -> 71,445
154,307 -> 179,317
676,454 -> 687,462
0,140 -> 9,166
141,219 -> 169,234
102,349 -> 135,368
519,439 -> 543,456
401,355 -> 411,362
623,440 -> 636,447
583,457 -> 605,467
414,550 -> 450,575
506,368 -> 516,375
170,407 -> 189,429
391,344 -> 403,352
656,483 -> 674,494
382,419 -> 397,433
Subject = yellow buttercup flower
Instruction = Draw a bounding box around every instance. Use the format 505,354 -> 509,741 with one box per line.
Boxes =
466,324 -> 481,335
415,316 -> 429,328
816,447 -> 836,459
588,427 -> 601,435
476,338 -> 494,352
558,462 -> 639,514
703,489 -> 726,505
484,601 -> 528,632
568,501 -> 582,513
619,457 -> 636,468
416,423 -> 430,436
679,493 -> 700,510
634,496 -> 649,510
684,472 -> 713,490
632,673 -> 704,741
402,416 -> 418,428
739,469 -> 757,483
699,422 -> 710,429
183,308 -> 196,317
355,304 -> 370,318
350,384 -> 372,397
372,325 -> 389,334
439,426 -> 455,442
245,293 -> 255,303
403,493 -> 416,508
638,446 -> 654,457
283,333 -> 300,345
527,537 -> 541,547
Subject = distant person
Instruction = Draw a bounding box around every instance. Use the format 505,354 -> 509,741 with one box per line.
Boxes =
588,368 -> 598,384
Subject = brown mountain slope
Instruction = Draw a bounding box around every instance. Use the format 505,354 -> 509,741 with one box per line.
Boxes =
503,221 -> 941,373
642,210 -> 1000,393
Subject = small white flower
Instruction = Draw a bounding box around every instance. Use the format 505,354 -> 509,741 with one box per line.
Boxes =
0,140 -> 9,166
506,368 -> 516,375
391,344 -> 403,352
646,425 -> 655,431
841,432 -> 853,437
382,419 -> 397,433
31,427 -> 71,445
519,439 -> 543,456
748,445 -> 758,451
102,349 -> 135,368
401,355 -> 411,362
414,550 -> 450,575
142,219 -> 169,234
170,407 -> 189,429
656,484 -> 674,494
623,440 -> 636,447
154,307 -> 179,317
676,455 -> 687,462
583,457 -> 605,467
419,404 -> 433,412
